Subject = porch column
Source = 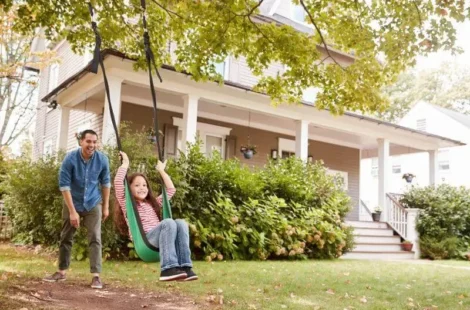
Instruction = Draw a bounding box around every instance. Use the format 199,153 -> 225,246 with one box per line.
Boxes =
295,120 -> 309,161
181,94 -> 199,154
56,106 -> 71,152
428,149 -> 439,185
101,76 -> 123,146
378,138 -> 390,221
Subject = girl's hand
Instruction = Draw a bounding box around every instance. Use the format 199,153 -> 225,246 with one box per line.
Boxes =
119,151 -> 129,167
156,160 -> 167,173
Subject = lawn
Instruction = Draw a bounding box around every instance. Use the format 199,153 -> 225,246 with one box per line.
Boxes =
1,243 -> 469,310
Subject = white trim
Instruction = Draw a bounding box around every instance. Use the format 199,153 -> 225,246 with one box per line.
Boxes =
121,94 -> 363,149
52,39 -> 67,52
173,117 -> 232,136
268,0 -> 281,15
48,63 -> 59,93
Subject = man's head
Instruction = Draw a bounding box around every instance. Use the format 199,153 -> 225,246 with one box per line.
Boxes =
79,129 -> 98,159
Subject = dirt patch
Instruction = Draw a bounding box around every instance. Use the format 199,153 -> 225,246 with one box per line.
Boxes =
1,277 -> 202,310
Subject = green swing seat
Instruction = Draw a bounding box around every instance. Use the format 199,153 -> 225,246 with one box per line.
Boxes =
124,181 -> 172,262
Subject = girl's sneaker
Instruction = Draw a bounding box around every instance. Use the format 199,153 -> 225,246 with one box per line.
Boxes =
181,267 -> 198,281
159,268 -> 187,281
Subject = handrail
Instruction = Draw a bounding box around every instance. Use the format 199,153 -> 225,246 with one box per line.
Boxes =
386,193 -> 408,239
360,200 -> 374,221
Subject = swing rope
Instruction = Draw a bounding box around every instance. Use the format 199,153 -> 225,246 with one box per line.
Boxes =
87,2 -> 172,262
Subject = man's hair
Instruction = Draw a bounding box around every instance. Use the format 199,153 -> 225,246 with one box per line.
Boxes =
79,129 -> 98,140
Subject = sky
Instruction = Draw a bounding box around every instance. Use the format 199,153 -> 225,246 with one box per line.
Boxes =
415,21 -> 470,69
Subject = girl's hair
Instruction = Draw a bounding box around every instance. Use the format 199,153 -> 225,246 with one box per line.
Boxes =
114,173 -> 162,236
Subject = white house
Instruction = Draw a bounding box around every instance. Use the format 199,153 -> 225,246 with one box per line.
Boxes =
361,102 -> 470,211
32,2 -> 464,259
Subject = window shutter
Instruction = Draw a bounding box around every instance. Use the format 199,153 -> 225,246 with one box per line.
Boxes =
164,124 -> 178,159
225,135 -> 237,160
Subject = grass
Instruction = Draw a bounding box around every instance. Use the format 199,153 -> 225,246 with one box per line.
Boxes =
1,244 -> 470,310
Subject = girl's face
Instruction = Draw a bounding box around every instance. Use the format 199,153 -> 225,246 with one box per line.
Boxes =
131,176 -> 149,201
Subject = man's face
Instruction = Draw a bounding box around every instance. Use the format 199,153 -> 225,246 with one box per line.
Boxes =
80,133 -> 98,158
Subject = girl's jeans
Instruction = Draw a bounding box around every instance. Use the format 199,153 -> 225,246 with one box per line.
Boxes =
146,219 -> 193,271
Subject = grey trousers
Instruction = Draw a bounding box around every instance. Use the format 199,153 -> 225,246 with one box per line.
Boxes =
58,203 -> 102,274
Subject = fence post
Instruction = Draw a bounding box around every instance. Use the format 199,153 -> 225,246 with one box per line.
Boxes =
406,208 -> 420,259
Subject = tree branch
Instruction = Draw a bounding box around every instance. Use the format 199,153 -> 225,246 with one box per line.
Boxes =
149,0 -> 184,19
299,0 -> 345,70
412,1 -> 423,29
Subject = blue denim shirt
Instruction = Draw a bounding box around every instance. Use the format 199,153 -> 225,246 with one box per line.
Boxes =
59,148 -> 111,212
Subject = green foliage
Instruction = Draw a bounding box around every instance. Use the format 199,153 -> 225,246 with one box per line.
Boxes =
401,184 -> 470,259
7,0 -> 470,114
378,62 -> 470,123
3,127 -> 352,260
165,143 -> 353,260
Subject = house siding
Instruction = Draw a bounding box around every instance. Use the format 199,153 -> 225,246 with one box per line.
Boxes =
33,41 -> 87,159
120,103 -> 360,220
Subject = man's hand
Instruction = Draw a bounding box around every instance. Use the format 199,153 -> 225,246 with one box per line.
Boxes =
70,211 -> 80,228
102,205 -> 109,222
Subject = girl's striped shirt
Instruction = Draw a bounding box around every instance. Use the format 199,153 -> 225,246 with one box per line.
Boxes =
114,166 -> 176,236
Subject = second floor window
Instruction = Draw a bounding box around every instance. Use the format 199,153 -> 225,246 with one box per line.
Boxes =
292,4 -> 306,23
213,57 -> 230,80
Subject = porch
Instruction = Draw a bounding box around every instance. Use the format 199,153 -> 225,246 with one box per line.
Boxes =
45,52 -> 463,224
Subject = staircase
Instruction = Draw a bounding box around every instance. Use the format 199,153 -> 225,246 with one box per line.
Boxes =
342,221 -> 415,260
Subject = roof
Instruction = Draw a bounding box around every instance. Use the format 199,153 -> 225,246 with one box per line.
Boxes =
41,49 -> 464,148
430,104 -> 470,129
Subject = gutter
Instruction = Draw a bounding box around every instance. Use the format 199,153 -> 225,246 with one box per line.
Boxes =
41,48 -> 464,147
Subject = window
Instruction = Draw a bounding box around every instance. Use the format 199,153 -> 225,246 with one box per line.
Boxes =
173,118 -> 232,158
371,158 -> 378,177
281,151 -> 296,159
392,165 -> 401,174
292,4 -> 306,23
438,150 -> 450,171
439,161 -> 450,171
48,63 -> 59,92
43,139 -> 53,157
213,57 -> 230,80
416,118 -> 427,131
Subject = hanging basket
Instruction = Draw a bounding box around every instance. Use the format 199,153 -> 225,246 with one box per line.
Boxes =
242,150 -> 254,159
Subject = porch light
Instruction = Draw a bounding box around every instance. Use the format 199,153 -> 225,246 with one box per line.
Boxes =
271,149 -> 278,159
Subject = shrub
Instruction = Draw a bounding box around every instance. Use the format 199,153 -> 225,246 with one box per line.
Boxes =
3,126 -> 354,261
401,184 -> 470,259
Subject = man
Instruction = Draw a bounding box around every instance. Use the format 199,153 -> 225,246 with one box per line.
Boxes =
43,129 -> 111,289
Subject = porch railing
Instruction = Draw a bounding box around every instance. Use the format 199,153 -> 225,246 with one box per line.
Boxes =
359,200 -> 373,222
386,193 -> 408,239
385,194 -> 420,259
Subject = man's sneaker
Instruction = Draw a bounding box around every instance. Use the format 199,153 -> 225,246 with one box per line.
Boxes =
91,276 -> 103,289
181,267 -> 198,281
42,272 -> 66,282
159,268 -> 187,281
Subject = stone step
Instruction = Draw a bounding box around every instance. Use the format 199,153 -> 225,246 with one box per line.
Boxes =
353,227 -> 394,236
341,251 -> 415,260
353,243 -> 402,252
355,235 -> 401,244
346,221 -> 388,229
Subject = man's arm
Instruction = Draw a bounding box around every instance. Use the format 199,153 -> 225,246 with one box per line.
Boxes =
100,154 -> 112,221
59,155 -> 80,228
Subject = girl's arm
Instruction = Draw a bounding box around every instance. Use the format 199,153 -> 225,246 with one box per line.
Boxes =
155,160 -> 176,205
114,152 -> 130,212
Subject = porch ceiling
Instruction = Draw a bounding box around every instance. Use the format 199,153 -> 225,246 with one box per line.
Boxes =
51,53 -> 464,153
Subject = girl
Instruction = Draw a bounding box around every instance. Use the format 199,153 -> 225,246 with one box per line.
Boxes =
114,151 -> 198,282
